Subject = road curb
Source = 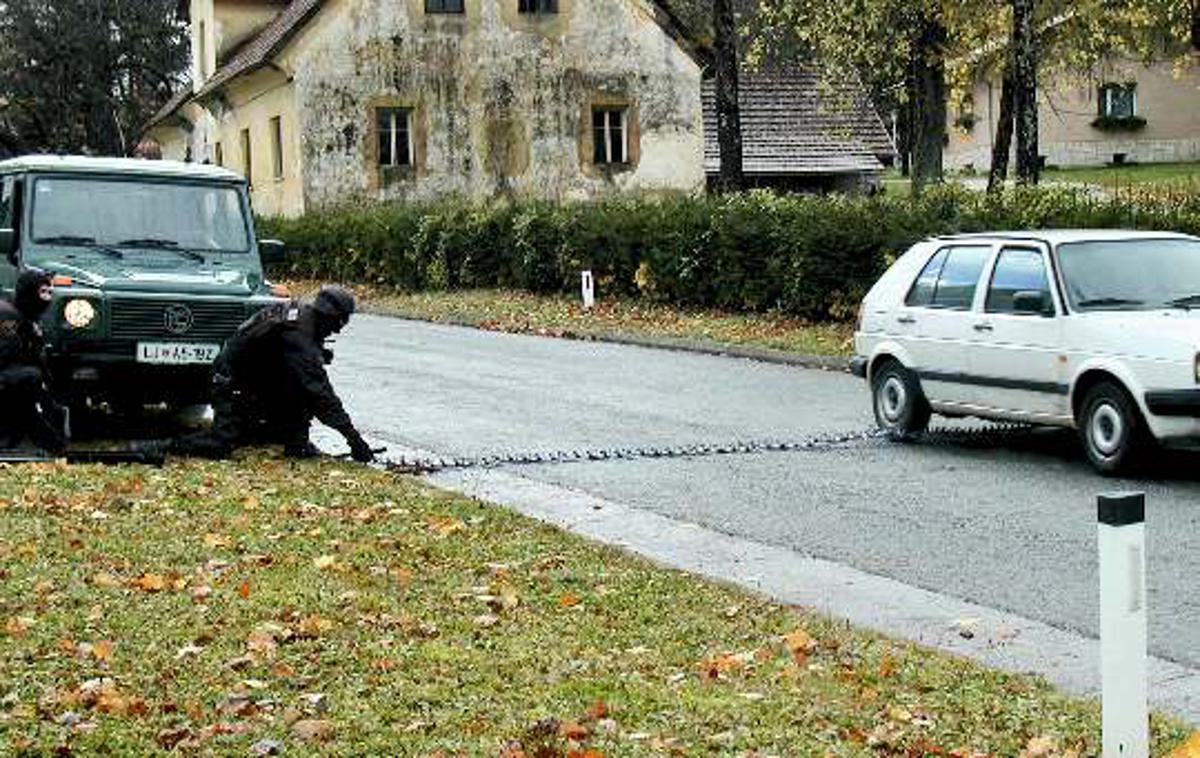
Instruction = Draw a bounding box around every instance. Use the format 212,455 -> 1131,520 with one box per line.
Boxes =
365,308 -> 852,373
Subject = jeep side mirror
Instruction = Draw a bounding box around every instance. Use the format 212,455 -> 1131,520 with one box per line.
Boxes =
1013,290 -> 1053,316
0,228 -> 15,264
258,238 -> 286,265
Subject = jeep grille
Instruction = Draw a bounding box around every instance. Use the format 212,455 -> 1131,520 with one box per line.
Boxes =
109,299 -> 246,342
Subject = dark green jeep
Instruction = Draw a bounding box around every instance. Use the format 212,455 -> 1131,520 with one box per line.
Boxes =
0,156 -> 287,409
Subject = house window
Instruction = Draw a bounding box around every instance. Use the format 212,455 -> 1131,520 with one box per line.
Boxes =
240,128 -> 252,183
519,0 -> 557,13
377,107 -> 414,167
592,107 -> 628,165
1099,83 -> 1137,118
269,116 -> 284,179
214,142 -> 224,167
425,0 -> 465,13
199,21 -> 209,79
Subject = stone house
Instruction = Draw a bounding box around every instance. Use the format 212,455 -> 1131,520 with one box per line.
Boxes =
146,0 -> 706,217
945,56 -> 1200,171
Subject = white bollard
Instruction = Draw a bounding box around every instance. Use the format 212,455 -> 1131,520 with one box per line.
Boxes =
1099,492 -> 1149,758
581,270 -> 595,310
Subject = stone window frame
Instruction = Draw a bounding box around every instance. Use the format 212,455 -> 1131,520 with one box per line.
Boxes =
366,97 -> 428,189
501,0 -> 571,35
269,116 -> 285,180
425,0 -> 465,13
239,127 -> 252,186
518,0 -> 557,13
579,95 -> 640,178
1098,82 -> 1137,119
377,107 -> 415,168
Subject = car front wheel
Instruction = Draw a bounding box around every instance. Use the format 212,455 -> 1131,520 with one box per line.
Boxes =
1078,381 -> 1147,476
871,360 -> 931,440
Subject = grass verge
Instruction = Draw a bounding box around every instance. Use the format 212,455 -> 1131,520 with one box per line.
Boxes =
282,283 -> 856,359
0,456 -> 1191,755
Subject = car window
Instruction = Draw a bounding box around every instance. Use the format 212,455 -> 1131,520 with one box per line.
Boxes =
905,248 -> 948,307
929,246 -> 990,310
0,177 -> 13,228
986,248 -> 1052,314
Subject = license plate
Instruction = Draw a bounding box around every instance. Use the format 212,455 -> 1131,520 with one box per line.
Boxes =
136,342 -> 221,365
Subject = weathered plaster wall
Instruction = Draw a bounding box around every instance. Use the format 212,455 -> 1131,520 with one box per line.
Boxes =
946,58 -> 1200,171
209,71 -> 306,218
282,0 -> 704,207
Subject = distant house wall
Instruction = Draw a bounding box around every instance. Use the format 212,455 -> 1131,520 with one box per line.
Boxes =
280,0 -> 704,208
946,58 -> 1200,171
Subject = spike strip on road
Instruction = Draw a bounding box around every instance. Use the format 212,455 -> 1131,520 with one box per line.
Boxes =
378,423 -> 1036,475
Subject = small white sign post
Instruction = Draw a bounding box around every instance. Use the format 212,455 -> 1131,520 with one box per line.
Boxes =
1099,492 -> 1149,758
581,270 -> 595,310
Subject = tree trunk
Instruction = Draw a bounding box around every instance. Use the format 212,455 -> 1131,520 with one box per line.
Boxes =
910,16 -> 947,195
713,0 -> 744,192
898,74 -> 914,177
987,65 -> 1016,192
1192,0 -> 1199,49
1012,0 -> 1039,185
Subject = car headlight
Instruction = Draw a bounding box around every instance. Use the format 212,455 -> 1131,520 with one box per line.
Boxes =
63,299 -> 97,329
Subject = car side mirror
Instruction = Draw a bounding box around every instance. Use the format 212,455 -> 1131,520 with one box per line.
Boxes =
0,228 -> 15,264
258,238 -> 286,265
1013,290 -> 1053,316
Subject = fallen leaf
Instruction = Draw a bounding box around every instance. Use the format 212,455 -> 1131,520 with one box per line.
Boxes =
291,718 -> 335,742
559,720 -> 589,740
5,616 -> 36,637
156,726 -> 194,750
249,738 -> 282,756
559,593 -> 581,607
313,555 -> 337,571
132,574 -> 167,593
90,572 -> 121,588
784,627 -> 817,666
90,640 -> 114,663
191,584 -> 213,602
474,613 -> 500,628
238,580 -> 251,599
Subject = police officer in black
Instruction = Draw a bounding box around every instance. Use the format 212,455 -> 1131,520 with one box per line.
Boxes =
0,269 -> 67,452
178,285 -> 375,462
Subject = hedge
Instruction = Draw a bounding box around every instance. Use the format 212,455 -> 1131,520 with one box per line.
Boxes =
259,184 -> 1200,322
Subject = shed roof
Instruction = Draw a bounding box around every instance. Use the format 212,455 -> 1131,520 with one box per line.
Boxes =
702,66 -> 895,176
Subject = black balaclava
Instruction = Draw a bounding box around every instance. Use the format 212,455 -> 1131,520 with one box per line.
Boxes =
310,285 -> 356,341
14,269 -> 53,320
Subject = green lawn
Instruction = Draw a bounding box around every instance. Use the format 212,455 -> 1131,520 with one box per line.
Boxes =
881,161 -> 1200,197
285,282 -> 856,359
0,456 -> 1191,755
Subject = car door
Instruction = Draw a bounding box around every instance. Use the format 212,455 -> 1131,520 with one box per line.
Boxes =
892,244 -> 993,406
964,244 -> 1068,419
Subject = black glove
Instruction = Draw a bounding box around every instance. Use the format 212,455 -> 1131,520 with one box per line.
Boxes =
345,430 -> 375,463
321,348 -> 334,365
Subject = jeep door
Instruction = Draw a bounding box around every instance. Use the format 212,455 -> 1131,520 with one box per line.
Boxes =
892,244 -> 992,406
964,245 -> 1069,420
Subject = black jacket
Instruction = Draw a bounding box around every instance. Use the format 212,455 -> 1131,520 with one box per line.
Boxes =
216,303 -> 355,434
0,300 -> 48,376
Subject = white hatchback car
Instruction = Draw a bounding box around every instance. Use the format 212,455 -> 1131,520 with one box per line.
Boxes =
852,230 -> 1200,475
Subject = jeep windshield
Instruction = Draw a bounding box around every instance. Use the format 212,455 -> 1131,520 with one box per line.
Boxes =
29,176 -> 250,255
1058,239 -> 1200,312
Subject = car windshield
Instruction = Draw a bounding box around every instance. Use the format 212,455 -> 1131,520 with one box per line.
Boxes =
29,176 -> 250,253
1058,239 -> 1200,311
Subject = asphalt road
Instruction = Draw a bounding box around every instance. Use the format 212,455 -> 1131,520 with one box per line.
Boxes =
330,315 -> 1200,668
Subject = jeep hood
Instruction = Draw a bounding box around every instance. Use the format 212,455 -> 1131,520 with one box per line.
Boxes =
40,256 -> 262,297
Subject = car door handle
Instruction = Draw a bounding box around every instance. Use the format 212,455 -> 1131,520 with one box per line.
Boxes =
973,322 -> 994,332
897,315 -> 916,325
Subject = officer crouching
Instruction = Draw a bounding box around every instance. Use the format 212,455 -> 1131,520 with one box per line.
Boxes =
0,269 -> 68,453
175,285 -> 375,462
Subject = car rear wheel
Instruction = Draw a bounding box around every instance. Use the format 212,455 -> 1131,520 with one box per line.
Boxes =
1078,381 -> 1147,476
871,360 -> 931,440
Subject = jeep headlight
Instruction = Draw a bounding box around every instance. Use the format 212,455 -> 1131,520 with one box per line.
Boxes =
63,299 -> 97,329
